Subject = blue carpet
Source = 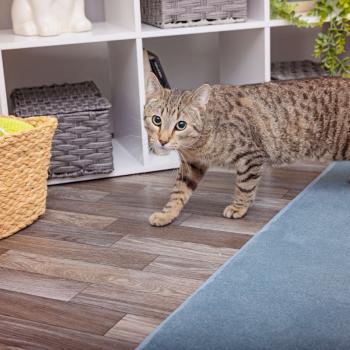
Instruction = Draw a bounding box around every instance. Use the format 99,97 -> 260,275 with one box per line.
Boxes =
138,162 -> 350,350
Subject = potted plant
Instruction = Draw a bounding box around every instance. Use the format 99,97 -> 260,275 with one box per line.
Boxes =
271,0 -> 350,77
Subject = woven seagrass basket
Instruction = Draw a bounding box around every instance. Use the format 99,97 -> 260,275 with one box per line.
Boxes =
141,0 -> 247,28
0,116 -> 57,239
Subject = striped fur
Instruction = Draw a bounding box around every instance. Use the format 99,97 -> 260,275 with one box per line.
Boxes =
144,74 -> 350,226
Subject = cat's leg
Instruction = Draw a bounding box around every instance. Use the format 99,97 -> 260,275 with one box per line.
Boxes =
11,0 -> 38,36
149,161 -> 207,227
70,0 -> 92,32
223,163 -> 263,219
29,0 -> 61,36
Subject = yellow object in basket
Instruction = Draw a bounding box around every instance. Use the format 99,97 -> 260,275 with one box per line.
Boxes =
0,117 -> 34,136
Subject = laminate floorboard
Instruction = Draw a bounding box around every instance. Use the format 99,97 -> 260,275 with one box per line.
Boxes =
0,162 -> 326,348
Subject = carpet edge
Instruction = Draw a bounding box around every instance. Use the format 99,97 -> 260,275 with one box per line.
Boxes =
136,162 -> 336,350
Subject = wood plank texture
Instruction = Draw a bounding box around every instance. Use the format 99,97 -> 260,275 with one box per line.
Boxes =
179,214 -> 267,235
144,256 -> 222,280
72,283 -> 185,319
47,186 -> 108,202
106,219 -> 251,249
106,314 -> 162,344
0,250 -> 202,299
41,209 -> 117,230
0,268 -> 87,301
0,289 -> 124,335
113,236 -> 237,264
23,222 -> 123,247
0,162 -> 326,347
0,236 -> 156,270
0,315 -> 135,350
0,248 -> 8,256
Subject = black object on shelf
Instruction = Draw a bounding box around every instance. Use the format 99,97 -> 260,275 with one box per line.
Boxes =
148,51 -> 171,89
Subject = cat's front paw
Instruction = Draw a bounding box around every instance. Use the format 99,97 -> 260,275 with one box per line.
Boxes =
223,205 -> 248,219
149,212 -> 174,227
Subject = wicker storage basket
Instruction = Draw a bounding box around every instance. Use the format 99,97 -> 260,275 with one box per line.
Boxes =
271,60 -> 324,80
141,0 -> 247,28
0,116 -> 57,239
11,81 -> 113,179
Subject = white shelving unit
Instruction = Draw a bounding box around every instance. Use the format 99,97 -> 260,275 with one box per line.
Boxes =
0,0 -> 339,184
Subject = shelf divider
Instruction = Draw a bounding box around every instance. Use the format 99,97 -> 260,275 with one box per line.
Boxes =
0,50 -> 8,115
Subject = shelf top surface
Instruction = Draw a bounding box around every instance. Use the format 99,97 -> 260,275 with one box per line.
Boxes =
141,19 -> 266,38
269,16 -> 320,27
0,22 -> 136,50
0,16 -> 332,50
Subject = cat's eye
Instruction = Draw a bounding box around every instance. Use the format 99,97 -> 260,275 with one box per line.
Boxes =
152,115 -> 162,126
176,121 -> 187,131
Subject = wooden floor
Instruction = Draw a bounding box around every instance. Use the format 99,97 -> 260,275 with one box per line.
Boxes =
0,162 -> 327,349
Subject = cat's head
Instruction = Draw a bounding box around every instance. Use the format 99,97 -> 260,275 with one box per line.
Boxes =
144,73 -> 211,155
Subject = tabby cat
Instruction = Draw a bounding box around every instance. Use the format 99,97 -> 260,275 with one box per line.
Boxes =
144,73 -> 350,226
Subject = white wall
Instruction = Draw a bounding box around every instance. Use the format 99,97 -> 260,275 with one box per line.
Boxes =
3,43 -> 111,112
144,33 -> 220,90
271,26 -> 321,62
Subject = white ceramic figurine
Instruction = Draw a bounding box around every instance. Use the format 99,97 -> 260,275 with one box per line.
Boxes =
11,0 -> 92,36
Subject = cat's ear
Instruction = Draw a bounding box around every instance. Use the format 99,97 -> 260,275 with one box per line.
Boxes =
145,73 -> 163,103
191,84 -> 211,111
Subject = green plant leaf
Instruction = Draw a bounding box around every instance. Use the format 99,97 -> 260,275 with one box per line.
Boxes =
271,0 -> 350,77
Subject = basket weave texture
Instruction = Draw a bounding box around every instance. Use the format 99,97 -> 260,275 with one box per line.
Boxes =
271,60 -> 324,80
141,0 -> 247,28
0,116 -> 57,239
11,81 -> 113,179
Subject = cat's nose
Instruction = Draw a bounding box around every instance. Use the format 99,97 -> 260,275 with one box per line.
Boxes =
159,139 -> 168,146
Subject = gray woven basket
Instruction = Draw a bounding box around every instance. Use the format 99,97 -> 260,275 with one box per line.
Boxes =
141,0 -> 247,28
271,60 -> 325,80
11,81 -> 114,179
